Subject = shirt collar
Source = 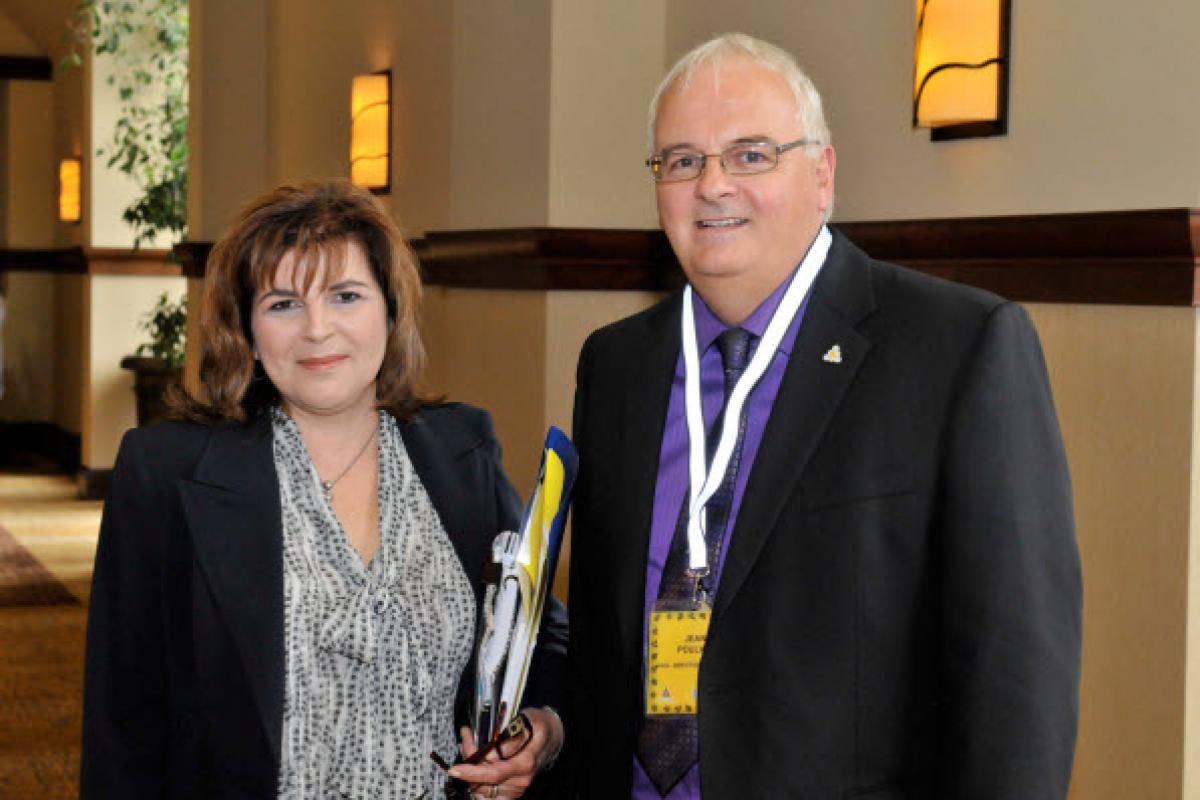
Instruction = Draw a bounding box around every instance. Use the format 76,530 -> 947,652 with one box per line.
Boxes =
690,224 -> 829,356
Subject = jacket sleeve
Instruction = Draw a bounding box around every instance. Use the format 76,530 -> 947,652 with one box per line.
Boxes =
938,302 -> 1082,798
80,430 -> 171,799
561,333 -> 599,795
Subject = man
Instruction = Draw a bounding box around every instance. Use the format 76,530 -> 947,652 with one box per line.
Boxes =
567,33 -> 1081,799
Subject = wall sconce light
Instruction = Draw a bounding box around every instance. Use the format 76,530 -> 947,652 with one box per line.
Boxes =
350,70 -> 391,193
59,157 -> 82,223
913,0 -> 1011,141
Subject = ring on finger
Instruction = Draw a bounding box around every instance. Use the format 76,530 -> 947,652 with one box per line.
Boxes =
490,785 -> 500,799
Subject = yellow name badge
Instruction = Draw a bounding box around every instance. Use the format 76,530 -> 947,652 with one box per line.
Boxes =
646,604 -> 711,717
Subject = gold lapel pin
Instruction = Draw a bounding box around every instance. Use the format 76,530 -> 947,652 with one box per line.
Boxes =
822,344 -> 843,364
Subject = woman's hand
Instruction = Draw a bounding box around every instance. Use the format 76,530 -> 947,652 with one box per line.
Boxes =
449,707 -> 564,799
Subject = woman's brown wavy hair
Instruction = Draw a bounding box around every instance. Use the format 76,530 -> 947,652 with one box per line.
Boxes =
169,179 -> 434,423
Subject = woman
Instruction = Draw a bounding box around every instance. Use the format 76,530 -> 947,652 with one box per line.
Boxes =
81,180 -> 565,799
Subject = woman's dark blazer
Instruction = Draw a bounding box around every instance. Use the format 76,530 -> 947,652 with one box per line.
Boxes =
80,403 -> 567,799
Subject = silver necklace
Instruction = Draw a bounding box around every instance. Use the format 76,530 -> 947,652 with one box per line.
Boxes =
319,424 -> 377,496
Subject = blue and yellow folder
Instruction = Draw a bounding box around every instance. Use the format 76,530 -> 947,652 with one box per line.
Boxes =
472,426 -> 577,742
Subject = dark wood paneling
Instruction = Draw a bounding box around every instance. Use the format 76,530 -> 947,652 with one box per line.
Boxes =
172,208 -> 1200,305
414,228 -> 685,292
0,422 -> 81,473
835,209 -> 1198,259
837,209 -> 1200,305
0,248 -> 87,273
173,241 -> 213,279
0,55 -> 52,81
78,468 -> 112,501
0,247 -> 180,276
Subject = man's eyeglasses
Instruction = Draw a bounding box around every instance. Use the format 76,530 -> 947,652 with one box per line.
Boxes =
645,138 -> 821,183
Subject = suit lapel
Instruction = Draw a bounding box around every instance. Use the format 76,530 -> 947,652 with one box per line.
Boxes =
611,296 -> 681,667
399,410 -> 488,580
714,232 -> 877,618
177,414 -> 285,761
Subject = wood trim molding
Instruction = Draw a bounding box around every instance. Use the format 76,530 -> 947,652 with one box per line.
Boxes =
0,247 -> 181,276
84,247 -> 180,276
414,228 -> 685,292
170,208 -> 1200,306
0,247 -> 87,273
0,55 -> 52,81
837,208 -> 1200,306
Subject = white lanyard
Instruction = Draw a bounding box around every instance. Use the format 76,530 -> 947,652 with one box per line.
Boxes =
680,226 -> 831,574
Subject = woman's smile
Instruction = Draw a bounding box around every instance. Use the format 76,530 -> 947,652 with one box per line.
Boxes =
297,354 -> 348,370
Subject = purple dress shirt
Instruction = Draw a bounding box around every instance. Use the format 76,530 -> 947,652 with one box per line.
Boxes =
632,266 -> 814,799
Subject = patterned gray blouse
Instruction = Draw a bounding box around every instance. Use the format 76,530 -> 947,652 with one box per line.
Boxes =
272,408 -> 476,799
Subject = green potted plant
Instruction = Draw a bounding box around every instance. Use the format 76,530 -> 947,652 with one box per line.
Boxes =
120,291 -> 186,426
62,0 -> 189,248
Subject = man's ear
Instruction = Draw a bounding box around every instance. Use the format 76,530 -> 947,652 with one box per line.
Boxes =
816,145 -> 837,211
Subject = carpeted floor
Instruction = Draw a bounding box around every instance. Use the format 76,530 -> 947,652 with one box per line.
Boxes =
0,606 -> 89,799
0,473 -> 101,800
0,525 -> 79,608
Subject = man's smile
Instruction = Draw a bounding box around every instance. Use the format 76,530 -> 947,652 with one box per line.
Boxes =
695,217 -> 749,229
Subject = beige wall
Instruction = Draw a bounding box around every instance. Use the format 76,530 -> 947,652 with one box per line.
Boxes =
422,286 -> 661,603
6,79 -> 56,247
446,1 -> 552,229
197,0 -> 1200,232
82,275 -> 186,468
421,286 -> 661,496
422,287 -> 548,499
547,0 -> 663,228
187,0 -> 1200,233
1028,304 -> 1193,800
1188,320 -> 1200,800
198,0 -> 455,236
259,0 -> 453,234
265,0 -> 360,190
188,0 -> 269,241
202,0 -> 664,236
664,0 -> 1200,220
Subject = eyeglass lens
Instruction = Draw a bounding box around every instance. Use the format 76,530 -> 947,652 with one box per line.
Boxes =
656,143 -> 780,182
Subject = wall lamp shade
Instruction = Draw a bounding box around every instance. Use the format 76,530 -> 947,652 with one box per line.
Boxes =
350,70 -> 391,193
913,0 -> 1010,140
59,157 -> 82,223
